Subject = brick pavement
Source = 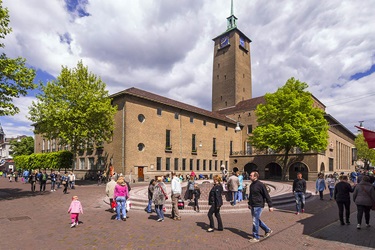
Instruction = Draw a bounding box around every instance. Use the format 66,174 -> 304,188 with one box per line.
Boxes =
0,177 -> 374,250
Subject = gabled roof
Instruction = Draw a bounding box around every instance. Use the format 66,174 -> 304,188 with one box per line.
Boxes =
216,96 -> 265,114
110,87 -> 237,125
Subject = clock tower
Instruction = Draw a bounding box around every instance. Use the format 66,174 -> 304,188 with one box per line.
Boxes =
212,0 -> 252,111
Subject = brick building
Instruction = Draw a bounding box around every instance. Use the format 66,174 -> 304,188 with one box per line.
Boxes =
34,3 -> 356,181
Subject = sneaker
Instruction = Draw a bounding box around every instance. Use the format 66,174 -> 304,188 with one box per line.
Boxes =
207,228 -> 214,232
295,212 -> 299,215
249,238 -> 260,243
265,230 -> 273,238
357,224 -> 361,229
70,223 -> 76,228
366,224 -> 370,227
157,218 -> 162,222
301,209 -> 305,213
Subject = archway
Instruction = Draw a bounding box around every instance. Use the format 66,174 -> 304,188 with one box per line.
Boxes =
320,162 -> 325,173
264,162 -> 282,180
244,163 -> 258,180
289,162 -> 309,180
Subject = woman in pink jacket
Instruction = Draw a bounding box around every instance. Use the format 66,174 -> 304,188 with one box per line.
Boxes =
68,195 -> 83,228
114,177 -> 129,221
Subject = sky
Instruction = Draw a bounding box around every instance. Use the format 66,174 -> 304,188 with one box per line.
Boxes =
1,0 -> 375,138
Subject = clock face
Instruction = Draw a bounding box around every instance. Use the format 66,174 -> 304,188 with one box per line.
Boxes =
240,37 -> 245,48
220,36 -> 229,48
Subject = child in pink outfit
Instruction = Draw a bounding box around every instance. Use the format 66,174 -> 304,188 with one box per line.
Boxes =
68,195 -> 83,228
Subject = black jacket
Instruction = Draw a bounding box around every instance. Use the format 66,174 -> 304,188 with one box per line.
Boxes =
248,180 -> 273,208
293,178 -> 306,193
193,189 -> 201,200
208,184 -> 223,206
334,181 -> 353,202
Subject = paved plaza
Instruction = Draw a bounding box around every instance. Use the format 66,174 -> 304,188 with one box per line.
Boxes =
1,177 -> 374,250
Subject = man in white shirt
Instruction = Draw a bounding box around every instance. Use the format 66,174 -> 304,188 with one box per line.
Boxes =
171,172 -> 182,221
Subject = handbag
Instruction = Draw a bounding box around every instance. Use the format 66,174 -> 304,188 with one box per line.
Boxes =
111,200 -> 117,209
178,199 -> 185,210
126,199 -> 131,212
62,181 -> 67,185
159,184 -> 168,200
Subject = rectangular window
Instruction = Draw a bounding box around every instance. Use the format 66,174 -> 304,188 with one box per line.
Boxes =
220,160 -> 223,168
88,157 -> 95,170
192,134 -> 196,151
182,158 -> 186,171
329,158 -> 334,172
203,120 -> 206,126
190,116 -> 194,123
157,108 -> 162,116
196,159 -> 200,171
209,160 -> 212,171
215,123 -> 218,129
215,160 -> 218,171
80,158 -> 85,170
190,159 -> 193,171
225,161 -> 228,169
166,130 -> 171,149
230,141 -> 233,155
157,157 -> 162,171
213,138 -> 217,154
174,158 -> 179,171
203,160 -> 206,171
166,157 -> 170,171
225,126 -> 228,131
246,142 -> 252,155
174,112 -> 179,119
247,125 -> 253,134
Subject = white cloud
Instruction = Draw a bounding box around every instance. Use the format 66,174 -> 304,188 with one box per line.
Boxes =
2,0 -> 375,136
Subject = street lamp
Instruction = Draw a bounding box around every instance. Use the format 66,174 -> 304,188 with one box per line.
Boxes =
235,122 -> 241,132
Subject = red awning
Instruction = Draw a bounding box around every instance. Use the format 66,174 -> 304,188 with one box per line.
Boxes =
355,126 -> 375,149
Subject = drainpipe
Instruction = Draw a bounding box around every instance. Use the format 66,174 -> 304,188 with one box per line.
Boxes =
122,104 -> 125,175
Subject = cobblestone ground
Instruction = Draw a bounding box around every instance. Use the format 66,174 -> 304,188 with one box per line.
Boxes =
1,177 -> 374,250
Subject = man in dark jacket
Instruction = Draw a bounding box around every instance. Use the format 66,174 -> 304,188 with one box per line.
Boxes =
248,171 -> 273,243
334,175 -> 354,225
292,172 -> 306,215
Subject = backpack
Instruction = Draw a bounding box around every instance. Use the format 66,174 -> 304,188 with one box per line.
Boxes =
42,174 -> 47,181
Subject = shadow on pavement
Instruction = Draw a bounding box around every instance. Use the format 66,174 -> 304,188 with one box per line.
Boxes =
225,227 -> 251,239
0,188 -> 53,200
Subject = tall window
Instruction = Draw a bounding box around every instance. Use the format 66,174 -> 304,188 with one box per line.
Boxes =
174,112 -> 179,119
157,157 -> 162,171
190,159 -> 193,171
196,159 -> 200,171
80,158 -> 85,170
88,157 -> 95,170
213,138 -> 217,153
157,108 -> 162,116
192,134 -> 196,151
247,125 -> 253,134
166,130 -> 171,149
215,160 -> 218,171
246,142 -> 252,155
166,158 -> 170,171
203,160 -> 206,171
209,160 -> 212,171
182,158 -> 186,171
190,116 -> 194,123
230,141 -> 233,155
174,158 -> 179,171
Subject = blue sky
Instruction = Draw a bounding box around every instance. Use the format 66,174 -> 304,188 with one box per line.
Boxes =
1,0 -> 375,138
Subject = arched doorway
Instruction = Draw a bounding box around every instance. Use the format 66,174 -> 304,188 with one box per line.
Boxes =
264,162 -> 282,180
244,163 -> 258,180
320,162 -> 325,173
289,162 -> 309,180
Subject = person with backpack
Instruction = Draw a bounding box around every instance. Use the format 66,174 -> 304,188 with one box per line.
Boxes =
39,171 -> 48,192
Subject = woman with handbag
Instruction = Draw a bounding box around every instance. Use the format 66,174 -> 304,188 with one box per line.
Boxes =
353,175 -> 375,229
207,175 -> 224,232
153,176 -> 168,222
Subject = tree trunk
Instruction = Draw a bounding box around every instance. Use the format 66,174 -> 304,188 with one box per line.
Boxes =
281,148 -> 290,181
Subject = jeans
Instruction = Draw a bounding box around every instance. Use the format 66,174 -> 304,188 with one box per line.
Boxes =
30,182 -> 36,192
208,205 -> 223,230
155,205 -> 164,220
294,192 -> 305,213
238,189 -> 243,202
24,176 -> 29,183
232,191 -> 238,205
357,205 -> 371,225
329,188 -> 334,199
40,181 -> 46,191
146,199 -> 152,213
251,206 -> 271,239
336,200 -> 350,223
51,181 -> 56,190
116,196 -> 126,220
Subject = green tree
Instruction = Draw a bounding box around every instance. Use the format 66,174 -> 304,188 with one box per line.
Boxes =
28,61 -> 117,161
0,1 -> 36,116
249,77 -> 329,180
354,133 -> 375,170
9,136 -> 34,156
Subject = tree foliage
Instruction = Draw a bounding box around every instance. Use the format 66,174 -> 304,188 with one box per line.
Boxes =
0,1 -> 36,116
249,77 -> 329,180
28,61 -> 117,157
354,133 -> 375,169
9,136 -> 34,157
14,151 -> 73,170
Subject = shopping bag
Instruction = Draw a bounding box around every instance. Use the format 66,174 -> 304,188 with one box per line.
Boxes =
178,199 -> 185,210
126,199 -> 131,212
111,200 -> 117,209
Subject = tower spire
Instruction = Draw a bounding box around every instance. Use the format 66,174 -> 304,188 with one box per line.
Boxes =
227,0 -> 237,31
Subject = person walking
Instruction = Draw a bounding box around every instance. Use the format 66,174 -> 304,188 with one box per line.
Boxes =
326,174 -> 336,200
248,171 -> 273,243
152,177 -> 167,222
23,169 -> 29,184
193,184 -> 201,212
39,171 -> 48,192
334,175 -> 354,225
50,171 -> 57,192
207,175 -> 223,232
62,172 -> 69,194
113,178 -> 129,221
105,176 -> 117,211
315,174 -> 326,200
146,179 -> 155,213
187,176 -> 195,201
68,171 -> 76,189
238,171 -> 244,202
227,167 -> 239,206
353,176 -> 375,229
221,165 -> 228,182
67,195 -> 83,228
29,170 -> 37,192
171,172 -> 182,221
293,172 -> 306,215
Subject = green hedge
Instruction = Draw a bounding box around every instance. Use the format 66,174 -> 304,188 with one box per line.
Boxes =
14,151 -> 73,170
